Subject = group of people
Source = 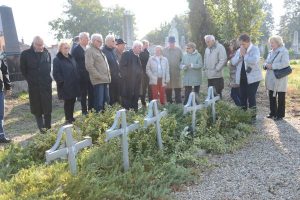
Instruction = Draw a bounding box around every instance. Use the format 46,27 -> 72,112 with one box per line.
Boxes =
0,31 -> 290,143
228,34 -> 289,121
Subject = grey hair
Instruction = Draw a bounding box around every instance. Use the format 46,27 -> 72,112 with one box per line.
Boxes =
155,45 -> 163,53
269,35 -> 284,47
204,35 -> 215,41
105,34 -> 115,45
91,33 -> 103,43
186,42 -> 196,49
32,36 -> 44,44
132,40 -> 143,48
142,40 -> 149,45
79,32 -> 89,39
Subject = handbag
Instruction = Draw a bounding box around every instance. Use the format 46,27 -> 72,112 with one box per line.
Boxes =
268,51 -> 293,79
273,66 -> 292,79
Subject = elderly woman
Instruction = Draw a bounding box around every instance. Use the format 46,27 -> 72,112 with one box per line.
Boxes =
228,39 -> 241,106
181,42 -> 203,104
231,34 -> 263,120
264,35 -> 289,120
146,45 -> 170,105
53,42 -> 80,124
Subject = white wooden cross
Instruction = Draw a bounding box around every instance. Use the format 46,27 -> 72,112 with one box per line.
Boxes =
105,109 -> 140,171
144,100 -> 167,150
205,86 -> 220,123
45,124 -> 92,175
184,92 -> 204,132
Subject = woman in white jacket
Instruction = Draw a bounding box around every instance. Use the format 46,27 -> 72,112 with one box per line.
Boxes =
231,34 -> 263,120
264,35 -> 289,121
146,46 -> 170,105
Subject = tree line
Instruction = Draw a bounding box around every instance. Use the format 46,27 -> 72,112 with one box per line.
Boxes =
49,0 -> 299,53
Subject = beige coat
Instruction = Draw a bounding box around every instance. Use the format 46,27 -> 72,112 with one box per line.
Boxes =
204,42 -> 227,79
264,46 -> 289,95
146,56 -> 170,86
163,46 -> 183,88
85,44 -> 111,85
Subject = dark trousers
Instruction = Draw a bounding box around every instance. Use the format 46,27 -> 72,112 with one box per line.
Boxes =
231,87 -> 241,106
208,78 -> 224,98
81,80 -> 94,114
109,80 -> 120,105
64,98 -> 76,123
122,94 -> 139,112
184,85 -> 200,105
240,81 -> 260,116
35,113 -> 51,132
140,74 -> 152,105
94,83 -> 109,113
166,88 -> 182,104
269,90 -> 285,118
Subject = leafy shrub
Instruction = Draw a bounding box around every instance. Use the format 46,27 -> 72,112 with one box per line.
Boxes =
0,101 -> 254,199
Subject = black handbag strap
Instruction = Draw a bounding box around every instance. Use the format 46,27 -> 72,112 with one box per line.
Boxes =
270,51 -> 280,64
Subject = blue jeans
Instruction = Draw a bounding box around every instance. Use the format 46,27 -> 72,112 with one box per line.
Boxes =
0,92 -> 4,133
231,87 -> 241,106
93,83 -> 109,112
240,81 -> 260,116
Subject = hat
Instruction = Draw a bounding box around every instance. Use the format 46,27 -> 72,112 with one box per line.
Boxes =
115,38 -> 127,45
168,36 -> 176,43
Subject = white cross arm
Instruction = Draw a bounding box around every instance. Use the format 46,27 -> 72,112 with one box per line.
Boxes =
105,121 -> 139,142
184,104 -> 204,114
205,96 -> 220,107
46,148 -> 68,163
144,110 -> 167,128
74,137 -> 92,154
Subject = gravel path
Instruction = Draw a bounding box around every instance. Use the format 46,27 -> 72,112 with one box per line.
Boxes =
175,92 -> 300,200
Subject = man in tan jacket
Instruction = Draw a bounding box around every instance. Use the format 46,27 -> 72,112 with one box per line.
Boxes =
85,33 -> 111,112
204,35 -> 227,98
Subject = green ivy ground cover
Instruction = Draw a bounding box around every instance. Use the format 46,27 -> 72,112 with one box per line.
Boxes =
0,101 -> 253,200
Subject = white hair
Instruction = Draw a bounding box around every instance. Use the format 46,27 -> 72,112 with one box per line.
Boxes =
132,40 -> 143,48
32,36 -> 44,44
204,35 -> 215,41
79,32 -> 89,39
105,34 -> 115,45
91,33 -> 103,43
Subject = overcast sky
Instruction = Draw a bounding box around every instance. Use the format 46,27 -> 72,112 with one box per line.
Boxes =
1,0 -> 284,46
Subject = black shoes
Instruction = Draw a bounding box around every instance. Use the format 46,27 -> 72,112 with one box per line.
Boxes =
266,115 -> 284,121
0,134 -> 11,143
274,117 -> 283,121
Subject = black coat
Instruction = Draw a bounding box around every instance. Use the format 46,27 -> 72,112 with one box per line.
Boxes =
53,52 -> 80,100
20,46 -> 52,115
119,49 -> 143,97
139,49 -> 150,73
71,44 -> 90,84
102,45 -> 120,81
0,59 -> 11,92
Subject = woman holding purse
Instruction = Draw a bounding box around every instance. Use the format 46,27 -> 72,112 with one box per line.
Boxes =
146,46 -> 170,105
264,35 -> 290,121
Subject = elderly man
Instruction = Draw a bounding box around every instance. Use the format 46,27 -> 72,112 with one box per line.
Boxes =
163,36 -> 183,104
139,40 -> 151,106
114,38 -> 126,63
72,32 -> 94,115
204,35 -> 227,98
85,33 -> 111,113
20,36 -> 52,132
119,40 -> 143,111
102,34 -> 120,105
